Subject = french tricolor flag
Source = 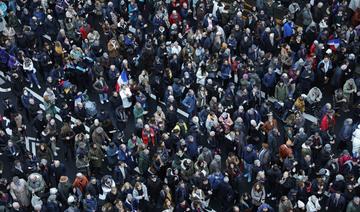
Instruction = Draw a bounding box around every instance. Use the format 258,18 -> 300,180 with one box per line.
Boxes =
116,70 -> 129,92
327,39 -> 340,51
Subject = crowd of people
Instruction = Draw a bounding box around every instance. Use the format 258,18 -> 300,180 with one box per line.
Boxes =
0,0 -> 360,211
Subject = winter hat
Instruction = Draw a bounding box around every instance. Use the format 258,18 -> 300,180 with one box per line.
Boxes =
319,19 -> 328,29
180,139 -> 186,146
59,176 -> 68,183
250,120 -> 257,126
102,52 -> 109,58
349,53 -> 355,60
50,188 -> 58,194
324,144 -> 331,152
95,127 -> 104,134
67,195 -> 75,204
246,144 -> 254,151
40,159 -> 47,166
335,174 -> 344,181
48,194 -> 57,202
214,155 -> 221,161
318,168 -> 326,176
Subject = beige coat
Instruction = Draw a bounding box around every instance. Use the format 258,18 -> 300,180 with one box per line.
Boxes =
10,179 -> 30,207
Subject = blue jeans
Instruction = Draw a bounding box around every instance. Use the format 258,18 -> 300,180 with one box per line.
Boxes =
99,93 -> 108,102
243,162 -> 253,182
8,0 -> 16,12
27,72 -> 39,86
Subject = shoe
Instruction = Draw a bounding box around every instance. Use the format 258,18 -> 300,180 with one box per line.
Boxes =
56,147 -> 60,150
105,100 -> 109,103
30,84 -> 33,88
37,85 -> 41,89
100,101 -> 104,104
54,152 -> 58,157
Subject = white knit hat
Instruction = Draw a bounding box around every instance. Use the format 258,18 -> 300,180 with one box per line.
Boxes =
67,195 -> 75,204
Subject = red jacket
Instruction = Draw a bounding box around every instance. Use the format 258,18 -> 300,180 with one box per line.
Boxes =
79,25 -> 90,40
169,12 -> 182,25
320,114 -> 336,131
142,128 -> 155,145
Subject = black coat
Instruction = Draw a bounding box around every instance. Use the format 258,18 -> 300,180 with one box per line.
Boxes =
50,164 -> 66,186
11,167 -> 27,179
146,178 -> 162,203
326,193 -> 346,211
216,182 -> 234,207
113,166 -> 130,185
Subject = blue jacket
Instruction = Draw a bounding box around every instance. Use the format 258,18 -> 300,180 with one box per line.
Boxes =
182,94 -> 196,114
172,83 -> 183,98
262,72 -> 276,88
283,22 -> 294,38
243,146 -> 257,164
220,64 -> 231,79
128,4 -> 138,17
124,35 -> 135,47
106,146 -> 119,165
83,197 -> 97,212
152,16 -> 164,29
186,141 -> 198,159
108,68 -> 119,81
21,94 -> 31,109
207,172 -> 224,190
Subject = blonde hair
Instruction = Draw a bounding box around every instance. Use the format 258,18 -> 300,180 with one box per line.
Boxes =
121,182 -> 133,191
